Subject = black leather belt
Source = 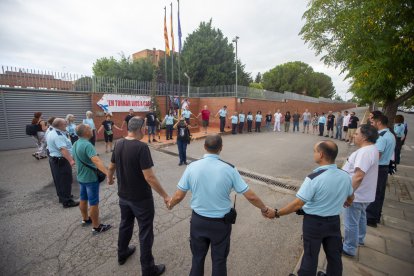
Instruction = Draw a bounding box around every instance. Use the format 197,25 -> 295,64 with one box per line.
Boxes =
304,213 -> 339,221
192,211 -> 224,222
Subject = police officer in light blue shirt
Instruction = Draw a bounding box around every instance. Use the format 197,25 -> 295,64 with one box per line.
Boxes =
266,141 -> 353,276
167,134 -> 270,275
229,112 -> 238,134
163,112 -> 175,140
366,114 -> 396,227
182,107 -> 193,125
238,111 -> 245,133
47,118 -> 79,208
215,105 -> 228,132
318,113 -> 326,136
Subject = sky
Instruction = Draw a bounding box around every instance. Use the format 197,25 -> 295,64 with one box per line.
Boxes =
0,0 -> 351,100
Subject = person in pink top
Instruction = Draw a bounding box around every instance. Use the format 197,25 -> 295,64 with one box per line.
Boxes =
197,105 -> 211,134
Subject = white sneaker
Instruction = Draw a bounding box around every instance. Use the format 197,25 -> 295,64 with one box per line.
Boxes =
350,143 -> 355,146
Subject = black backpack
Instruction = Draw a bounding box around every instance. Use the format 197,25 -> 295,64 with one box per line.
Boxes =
26,124 -> 38,136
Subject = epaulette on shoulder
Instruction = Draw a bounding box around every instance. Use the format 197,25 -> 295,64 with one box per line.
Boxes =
218,159 -> 235,168
56,130 -> 62,136
307,169 -> 327,180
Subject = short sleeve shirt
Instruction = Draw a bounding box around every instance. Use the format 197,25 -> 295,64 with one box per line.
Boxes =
318,116 -> 326,124
46,129 -> 73,157
336,115 -> 344,126
239,114 -> 245,123
394,124 -> 405,138
296,164 -> 352,216
201,110 -> 210,121
348,116 -> 359,129
73,138 -> 98,183
146,112 -> 157,126
292,114 -> 300,122
342,145 -> 379,202
266,114 -> 272,122
274,113 -> 282,121
66,123 -> 77,137
125,114 -> 134,124
247,114 -> 253,121
165,115 -> 174,125
178,154 -> 249,218
231,115 -> 238,124
255,114 -> 262,122
111,139 -> 154,201
219,109 -> 227,117
102,120 -> 114,134
376,129 -> 396,165
327,114 -> 335,125
303,112 -> 311,121
83,118 -> 96,130
182,109 -> 192,119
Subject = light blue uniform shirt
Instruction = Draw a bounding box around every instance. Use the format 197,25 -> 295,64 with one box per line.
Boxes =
178,154 -> 249,218
376,128 -> 396,165
231,115 -> 238,124
255,114 -> 262,122
247,114 -> 253,121
296,164 -> 352,217
83,118 -> 96,130
46,129 -> 73,157
66,123 -> 77,137
165,115 -> 174,125
318,116 -> 326,124
239,114 -> 245,123
394,124 -> 405,139
182,109 -> 191,119
219,109 -> 227,117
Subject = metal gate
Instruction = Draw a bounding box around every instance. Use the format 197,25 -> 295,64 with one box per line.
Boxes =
0,89 -> 92,151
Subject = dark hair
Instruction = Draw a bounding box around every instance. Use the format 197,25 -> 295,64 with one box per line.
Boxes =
257,110 -> 261,114
204,134 -> 222,153
395,114 -> 404,124
47,116 -> 56,125
371,110 -> 382,120
359,124 -> 379,143
374,114 -> 388,126
286,111 -> 290,115
316,141 -> 338,162
32,112 -> 42,124
248,111 -> 251,115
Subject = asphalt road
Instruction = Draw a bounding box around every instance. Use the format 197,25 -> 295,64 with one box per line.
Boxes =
0,106 -> 391,276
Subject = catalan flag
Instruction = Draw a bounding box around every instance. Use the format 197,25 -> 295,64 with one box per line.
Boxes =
170,3 -> 175,53
164,7 -> 170,56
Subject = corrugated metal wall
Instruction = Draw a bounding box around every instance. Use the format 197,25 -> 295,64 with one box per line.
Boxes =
0,89 -> 91,151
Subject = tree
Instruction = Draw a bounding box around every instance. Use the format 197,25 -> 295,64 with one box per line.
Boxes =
249,82 -> 264,89
92,54 -> 154,81
157,53 -> 181,84
262,61 -> 335,98
300,0 -> 414,125
254,72 -> 262,83
181,19 -> 251,87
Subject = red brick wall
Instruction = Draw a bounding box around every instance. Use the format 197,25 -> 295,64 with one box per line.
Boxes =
90,93 -> 356,140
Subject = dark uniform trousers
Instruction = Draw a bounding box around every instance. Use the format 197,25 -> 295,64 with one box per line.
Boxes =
247,120 -> 253,132
219,117 -> 226,132
231,124 -> 237,134
298,214 -> 342,276
238,122 -> 244,133
118,197 -> 156,276
190,211 -> 231,276
49,157 -> 72,203
366,165 -> 389,224
319,123 -> 325,136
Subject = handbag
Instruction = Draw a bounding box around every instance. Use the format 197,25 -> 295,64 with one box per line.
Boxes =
74,144 -> 106,183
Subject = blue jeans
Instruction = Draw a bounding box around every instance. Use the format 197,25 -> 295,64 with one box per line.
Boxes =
177,139 -> 188,163
343,202 -> 370,256
79,181 -> 100,205
335,125 -> 342,139
293,121 -> 299,132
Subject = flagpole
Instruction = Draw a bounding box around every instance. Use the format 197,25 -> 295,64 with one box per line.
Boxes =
177,0 -> 181,88
170,2 -> 174,86
164,7 -> 168,83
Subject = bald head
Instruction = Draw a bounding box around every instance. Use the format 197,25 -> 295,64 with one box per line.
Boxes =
315,140 -> 338,163
204,134 -> 223,154
52,118 -> 66,131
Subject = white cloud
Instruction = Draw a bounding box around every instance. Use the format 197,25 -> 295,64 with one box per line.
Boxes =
0,0 -> 350,99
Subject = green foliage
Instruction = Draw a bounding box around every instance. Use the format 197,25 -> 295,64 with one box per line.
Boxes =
157,53 -> 181,84
254,72 -> 262,83
180,19 -> 251,86
150,68 -> 162,119
262,61 -> 335,98
74,76 -> 92,91
249,82 -> 264,89
300,0 -> 414,108
92,54 -> 154,81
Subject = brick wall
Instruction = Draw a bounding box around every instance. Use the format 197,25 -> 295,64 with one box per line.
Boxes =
90,93 -> 356,140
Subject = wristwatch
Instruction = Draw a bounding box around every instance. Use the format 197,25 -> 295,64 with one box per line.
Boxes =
274,208 -> 280,218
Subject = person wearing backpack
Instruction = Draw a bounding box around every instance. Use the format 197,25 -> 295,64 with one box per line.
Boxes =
31,112 -> 48,160
174,117 -> 190,166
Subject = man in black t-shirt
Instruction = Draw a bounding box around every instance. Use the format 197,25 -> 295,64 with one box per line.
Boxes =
265,111 -> 273,131
121,109 -> 134,130
108,117 -> 170,275
145,108 -> 160,143
325,111 -> 335,138
347,112 -> 359,145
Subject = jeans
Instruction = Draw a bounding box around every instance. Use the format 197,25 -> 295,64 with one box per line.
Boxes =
177,139 -> 188,163
335,125 -> 343,139
293,121 -> 299,132
343,202 -> 370,256
265,121 -> 271,131
118,197 -> 155,276
79,181 -> 100,206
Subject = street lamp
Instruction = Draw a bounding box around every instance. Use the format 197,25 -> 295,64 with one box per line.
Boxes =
232,36 -> 239,98
184,72 -> 190,98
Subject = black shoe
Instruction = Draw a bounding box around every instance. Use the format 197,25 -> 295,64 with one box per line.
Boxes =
63,200 -> 79,208
153,139 -> 157,142
325,135 -> 329,137
317,271 -> 327,276
342,250 -> 355,258
367,221 -> 377,228
184,161 -> 188,165
118,245 -> 136,265
178,162 -> 183,166
81,217 -> 92,227
148,140 -> 151,143
330,136 -> 333,138
153,264 -> 166,276
92,224 -> 112,235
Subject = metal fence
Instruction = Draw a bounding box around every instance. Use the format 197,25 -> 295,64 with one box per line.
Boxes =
0,66 -> 344,103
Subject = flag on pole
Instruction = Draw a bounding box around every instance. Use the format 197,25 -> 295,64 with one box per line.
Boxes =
170,3 -> 175,53
177,0 -> 182,53
164,7 -> 170,56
